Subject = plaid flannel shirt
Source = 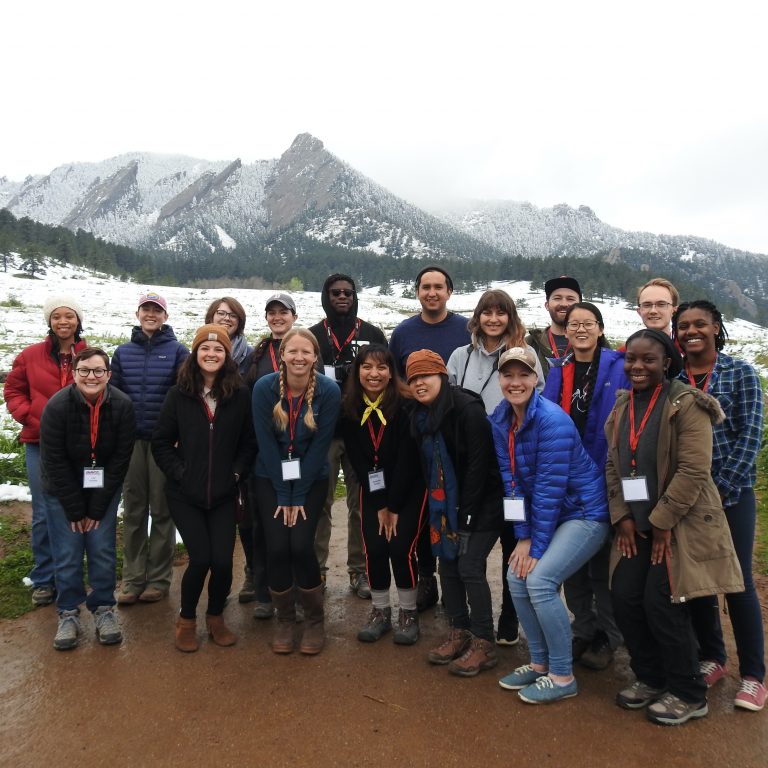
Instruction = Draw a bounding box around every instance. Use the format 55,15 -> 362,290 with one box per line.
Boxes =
679,352 -> 764,507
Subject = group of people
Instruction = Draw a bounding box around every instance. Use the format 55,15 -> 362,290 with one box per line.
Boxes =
4,267 -> 765,724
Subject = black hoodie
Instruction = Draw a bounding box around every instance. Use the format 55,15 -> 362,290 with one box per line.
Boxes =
308,273 -> 387,387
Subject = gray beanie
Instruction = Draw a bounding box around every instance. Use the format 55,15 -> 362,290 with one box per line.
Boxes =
43,295 -> 84,327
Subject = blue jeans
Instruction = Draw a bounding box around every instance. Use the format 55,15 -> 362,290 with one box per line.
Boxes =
508,519 -> 609,676
25,443 -> 57,588
47,491 -> 120,613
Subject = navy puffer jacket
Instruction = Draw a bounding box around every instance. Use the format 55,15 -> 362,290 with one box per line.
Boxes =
489,389 -> 608,559
110,325 -> 189,439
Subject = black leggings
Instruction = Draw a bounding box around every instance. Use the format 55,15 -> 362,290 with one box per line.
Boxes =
169,497 -> 236,619
361,488 -> 426,591
257,477 -> 326,591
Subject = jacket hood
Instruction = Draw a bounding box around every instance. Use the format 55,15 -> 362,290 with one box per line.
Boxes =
320,273 -> 359,323
614,379 -> 725,425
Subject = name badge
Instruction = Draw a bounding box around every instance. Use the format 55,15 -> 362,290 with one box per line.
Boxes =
503,497 -> 526,522
282,459 -> 301,481
621,476 -> 650,502
323,365 -> 336,380
83,467 -> 105,489
368,470 -> 386,492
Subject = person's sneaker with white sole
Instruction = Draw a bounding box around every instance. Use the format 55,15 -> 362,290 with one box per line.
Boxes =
518,675 -> 578,704
53,610 -> 82,650
94,605 -> 123,645
646,692 -> 708,725
734,678 -> 767,712
616,680 -> 666,710
700,660 -> 728,687
499,664 -> 546,690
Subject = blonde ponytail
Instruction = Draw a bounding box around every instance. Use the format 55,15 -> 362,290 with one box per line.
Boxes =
272,364 -> 289,431
303,367 -> 318,431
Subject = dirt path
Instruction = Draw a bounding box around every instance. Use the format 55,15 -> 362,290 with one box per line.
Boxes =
1,500 -> 766,768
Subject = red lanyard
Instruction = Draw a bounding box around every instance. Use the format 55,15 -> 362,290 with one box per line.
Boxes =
286,390 -> 306,456
548,329 -> 570,359
685,364 -> 713,392
59,353 -> 73,388
201,396 -> 215,424
628,384 -> 663,472
268,342 -> 279,373
507,419 -> 518,492
85,394 -> 103,465
366,417 -> 386,468
324,319 -> 360,363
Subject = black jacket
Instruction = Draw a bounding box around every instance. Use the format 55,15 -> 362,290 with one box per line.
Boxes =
412,384 -> 503,533
152,384 -> 257,509
40,384 -> 135,522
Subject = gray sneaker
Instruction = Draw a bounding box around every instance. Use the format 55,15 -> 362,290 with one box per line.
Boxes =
357,607 -> 392,642
616,680 -> 666,710
350,573 -> 372,599
53,610 -> 81,650
646,692 -> 708,725
252,601 -> 275,620
32,585 -> 55,607
94,606 -> 123,645
393,608 -> 420,645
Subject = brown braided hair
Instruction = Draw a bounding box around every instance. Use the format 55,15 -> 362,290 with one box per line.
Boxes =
271,328 -> 320,431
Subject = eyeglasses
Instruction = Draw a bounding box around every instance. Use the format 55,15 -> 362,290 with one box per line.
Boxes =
330,289 -> 354,298
639,301 -> 673,311
75,367 -> 108,378
566,320 -> 598,331
214,310 -> 238,320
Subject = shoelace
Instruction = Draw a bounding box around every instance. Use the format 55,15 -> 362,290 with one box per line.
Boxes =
739,680 -> 761,696
532,676 -> 556,690
700,661 -> 721,675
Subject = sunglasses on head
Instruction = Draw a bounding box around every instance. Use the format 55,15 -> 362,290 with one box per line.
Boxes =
330,289 -> 354,297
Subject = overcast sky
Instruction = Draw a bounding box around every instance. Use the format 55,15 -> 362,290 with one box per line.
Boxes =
3,1 -> 767,254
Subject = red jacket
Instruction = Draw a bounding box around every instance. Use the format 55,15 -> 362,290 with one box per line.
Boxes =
5,336 -> 88,443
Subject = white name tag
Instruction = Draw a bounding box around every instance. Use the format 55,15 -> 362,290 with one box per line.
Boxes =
323,365 -> 336,380
504,497 -> 526,522
282,458 -> 301,481
621,476 -> 650,502
83,467 -> 105,489
368,470 -> 386,492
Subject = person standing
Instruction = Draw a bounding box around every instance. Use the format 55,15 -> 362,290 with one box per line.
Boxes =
673,301 -> 766,712
309,274 -> 386,599
408,350 -> 503,676
251,328 -> 341,655
111,292 -> 189,605
525,276 -> 582,378
637,278 -> 679,336
5,295 -> 87,607
340,345 -> 426,645
152,325 -> 256,652
490,347 -> 610,704
40,348 -> 135,650
542,302 -> 628,670
389,266 -> 471,611
242,292 -> 299,617
605,329 -> 743,725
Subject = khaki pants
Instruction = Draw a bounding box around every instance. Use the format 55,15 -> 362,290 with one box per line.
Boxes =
120,440 -> 177,593
314,437 -> 364,576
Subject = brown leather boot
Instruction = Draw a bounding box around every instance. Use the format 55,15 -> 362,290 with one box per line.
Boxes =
175,616 -> 199,653
448,635 -> 498,677
269,588 -> 296,654
427,628 -> 472,664
205,614 -> 236,647
298,585 -> 325,655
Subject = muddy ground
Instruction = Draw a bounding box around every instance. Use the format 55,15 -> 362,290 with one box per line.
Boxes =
1,500 -> 767,768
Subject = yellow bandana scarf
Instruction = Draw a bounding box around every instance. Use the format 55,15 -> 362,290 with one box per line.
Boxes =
360,393 -> 387,426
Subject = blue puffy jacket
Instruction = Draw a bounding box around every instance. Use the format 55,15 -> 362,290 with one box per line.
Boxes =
111,325 -> 189,440
542,348 -> 628,472
489,390 -> 608,559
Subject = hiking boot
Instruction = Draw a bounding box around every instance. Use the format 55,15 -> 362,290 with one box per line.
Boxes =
94,606 -> 123,645
252,601 -> 275,620
580,632 -> 614,670
393,609 -> 420,645
572,635 -> 590,661
138,587 -> 166,603
519,676 -> 578,704
496,612 -> 520,647
116,588 -> 139,606
499,664 -> 546,691
206,614 -> 237,646
616,680 -> 666,710
416,574 -> 439,612
449,636 -> 498,677
53,610 -> 81,650
32,585 -> 55,607
646,692 -> 708,725
428,628 -> 471,665
238,567 -> 257,603
734,678 -> 767,712
700,660 -> 728,687
357,607 -> 392,642
350,573 -> 371,599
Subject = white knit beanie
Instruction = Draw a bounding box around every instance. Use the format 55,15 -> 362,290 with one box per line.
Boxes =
43,295 -> 84,327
